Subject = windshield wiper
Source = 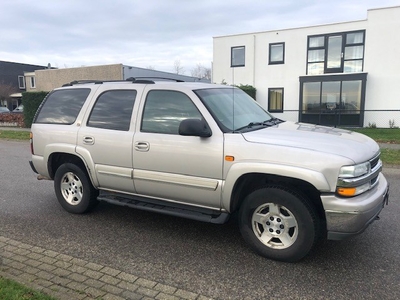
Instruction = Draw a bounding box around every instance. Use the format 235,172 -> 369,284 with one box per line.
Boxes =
234,118 -> 284,132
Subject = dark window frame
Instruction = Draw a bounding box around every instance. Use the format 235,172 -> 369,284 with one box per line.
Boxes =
306,30 -> 365,75
231,46 -> 245,67
269,42 -> 285,65
268,88 -> 284,112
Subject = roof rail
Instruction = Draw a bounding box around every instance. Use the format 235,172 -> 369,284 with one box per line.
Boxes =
62,78 -> 156,87
126,77 -> 185,82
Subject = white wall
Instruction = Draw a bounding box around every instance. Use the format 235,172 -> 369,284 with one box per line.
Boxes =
213,6 -> 400,126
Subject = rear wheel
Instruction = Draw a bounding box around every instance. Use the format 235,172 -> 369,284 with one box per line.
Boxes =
54,163 -> 98,214
239,186 -> 320,262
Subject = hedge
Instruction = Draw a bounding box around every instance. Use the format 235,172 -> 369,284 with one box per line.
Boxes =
236,84 -> 256,100
22,91 -> 49,127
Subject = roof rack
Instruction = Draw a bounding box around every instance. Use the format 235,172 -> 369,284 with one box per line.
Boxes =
125,77 -> 185,82
62,77 -> 185,87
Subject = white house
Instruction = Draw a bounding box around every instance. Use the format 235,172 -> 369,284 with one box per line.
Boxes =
212,6 -> 400,128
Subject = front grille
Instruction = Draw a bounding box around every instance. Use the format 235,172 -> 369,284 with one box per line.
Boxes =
370,153 -> 380,170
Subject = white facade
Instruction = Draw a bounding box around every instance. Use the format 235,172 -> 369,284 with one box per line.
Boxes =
212,6 -> 400,127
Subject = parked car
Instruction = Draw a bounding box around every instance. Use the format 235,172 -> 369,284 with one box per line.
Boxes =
12,104 -> 23,113
29,79 -> 389,262
0,107 -> 10,113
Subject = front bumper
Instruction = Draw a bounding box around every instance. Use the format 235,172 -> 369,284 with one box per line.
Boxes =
321,173 -> 389,240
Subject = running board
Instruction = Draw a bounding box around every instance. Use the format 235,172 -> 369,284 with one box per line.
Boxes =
97,191 -> 229,224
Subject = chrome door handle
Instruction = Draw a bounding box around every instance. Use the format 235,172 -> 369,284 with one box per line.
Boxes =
83,136 -> 95,145
134,141 -> 150,152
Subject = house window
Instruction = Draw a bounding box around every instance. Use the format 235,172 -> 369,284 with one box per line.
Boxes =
300,73 -> 367,127
30,77 -> 36,88
269,43 -> 285,64
307,30 -> 365,75
18,76 -> 25,89
231,46 -> 245,67
268,88 -> 284,112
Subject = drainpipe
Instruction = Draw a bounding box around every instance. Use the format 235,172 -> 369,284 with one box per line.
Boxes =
253,35 -> 256,87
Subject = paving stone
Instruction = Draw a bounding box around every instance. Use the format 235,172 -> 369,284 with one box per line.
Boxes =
11,254 -> 29,263
101,283 -> 124,295
101,293 -> 126,300
43,249 -> 59,258
174,289 -> 199,300
85,262 -> 104,271
84,278 -> 105,289
117,280 -> 139,292
100,266 -> 121,276
121,290 -> 144,300
155,283 -> 178,294
135,277 -> 157,288
36,270 -> 54,281
39,256 -> 58,265
155,293 -> 182,300
83,269 -> 103,280
37,262 -> 57,272
70,257 -> 88,267
26,252 -> 45,261
68,272 -> 89,283
99,274 -> 121,285
117,271 -> 138,283
137,286 -> 160,297
84,286 -> 107,298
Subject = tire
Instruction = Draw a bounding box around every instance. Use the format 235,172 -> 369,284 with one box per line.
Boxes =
239,185 -> 320,262
54,163 -> 99,214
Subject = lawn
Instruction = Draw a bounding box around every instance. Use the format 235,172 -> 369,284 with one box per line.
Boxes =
0,276 -> 55,300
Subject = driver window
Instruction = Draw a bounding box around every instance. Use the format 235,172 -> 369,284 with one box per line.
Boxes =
141,90 -> 202,134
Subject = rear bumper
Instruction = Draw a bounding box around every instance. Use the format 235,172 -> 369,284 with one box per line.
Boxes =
321,173 -> 389,240
29,160 -> 38,174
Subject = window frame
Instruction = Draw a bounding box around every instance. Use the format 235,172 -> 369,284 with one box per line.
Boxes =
231,46 -> 245,67
306,30 -> 365,75
268,88 -> 284,112
18,76 -> 25,89
30,76 -> 36,89
269,42 -> 285,65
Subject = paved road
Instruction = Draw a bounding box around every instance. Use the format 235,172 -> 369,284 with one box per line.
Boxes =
1,140 -> 400,299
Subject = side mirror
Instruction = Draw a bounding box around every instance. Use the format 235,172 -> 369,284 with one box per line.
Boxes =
179,119 -> 212,137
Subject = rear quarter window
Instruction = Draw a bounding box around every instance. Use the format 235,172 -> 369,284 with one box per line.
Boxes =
34,88 -> 90,124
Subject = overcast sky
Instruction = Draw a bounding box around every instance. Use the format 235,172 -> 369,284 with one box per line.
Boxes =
1,0 -> 399,74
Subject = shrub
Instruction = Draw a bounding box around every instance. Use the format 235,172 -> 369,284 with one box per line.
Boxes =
236,84 -> 256,100
0,113 -> 24,127
22,91 -> 49,127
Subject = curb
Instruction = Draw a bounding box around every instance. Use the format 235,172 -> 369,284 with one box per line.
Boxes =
0,236 -> 213,300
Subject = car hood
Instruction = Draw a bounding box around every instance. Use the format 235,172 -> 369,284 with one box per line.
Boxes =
242,122 -> 380,164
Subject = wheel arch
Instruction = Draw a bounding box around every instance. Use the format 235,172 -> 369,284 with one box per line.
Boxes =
48,152 -> 97,187
229,173 -> 326,226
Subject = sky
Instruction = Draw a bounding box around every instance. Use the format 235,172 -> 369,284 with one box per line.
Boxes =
1,0 -> 400,75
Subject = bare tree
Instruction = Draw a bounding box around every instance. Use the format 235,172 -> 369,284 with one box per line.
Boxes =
191,63 -> 211,80
173,60 -> 185,74
0,82 -> 18,104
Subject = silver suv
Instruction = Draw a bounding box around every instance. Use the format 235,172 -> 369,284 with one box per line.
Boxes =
29,79 -> 389,262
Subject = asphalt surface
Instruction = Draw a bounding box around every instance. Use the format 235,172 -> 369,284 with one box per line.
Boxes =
1,139 -> 400,299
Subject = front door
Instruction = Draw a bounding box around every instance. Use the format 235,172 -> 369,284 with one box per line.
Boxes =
133,89 -> 224,209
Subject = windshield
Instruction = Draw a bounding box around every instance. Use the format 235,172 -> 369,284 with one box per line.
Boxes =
195,88 -> 279,132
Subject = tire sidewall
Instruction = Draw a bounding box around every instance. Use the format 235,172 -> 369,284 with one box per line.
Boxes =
239,186 -> 318,262
54,163 -> 97,214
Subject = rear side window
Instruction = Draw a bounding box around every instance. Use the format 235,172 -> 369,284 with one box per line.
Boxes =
87,90 -> 137,131
35,89 -> 90,124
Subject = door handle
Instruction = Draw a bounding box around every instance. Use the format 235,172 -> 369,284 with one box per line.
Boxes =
134,141 -> 150,152
83,136 -> 95,145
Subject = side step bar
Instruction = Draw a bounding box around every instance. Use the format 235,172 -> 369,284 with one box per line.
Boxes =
97,191 -> 230,224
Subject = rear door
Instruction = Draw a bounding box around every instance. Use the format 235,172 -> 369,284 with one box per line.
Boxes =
76,84 -> 144,193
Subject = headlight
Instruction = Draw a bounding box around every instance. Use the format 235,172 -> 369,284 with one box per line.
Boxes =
339,162 -> 370,178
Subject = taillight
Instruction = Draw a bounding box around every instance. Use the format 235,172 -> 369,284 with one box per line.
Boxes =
30,132 -> 34,154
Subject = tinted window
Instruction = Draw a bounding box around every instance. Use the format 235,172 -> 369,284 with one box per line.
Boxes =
35,89 -> 90,124
87,90 -> 137,131
141,90 -> 202,134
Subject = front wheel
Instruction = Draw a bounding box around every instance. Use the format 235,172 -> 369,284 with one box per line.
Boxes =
54,163 -> 98,214
239,186 -> 320,262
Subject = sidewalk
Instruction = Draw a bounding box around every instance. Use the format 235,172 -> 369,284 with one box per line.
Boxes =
0,236 -> 213,300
